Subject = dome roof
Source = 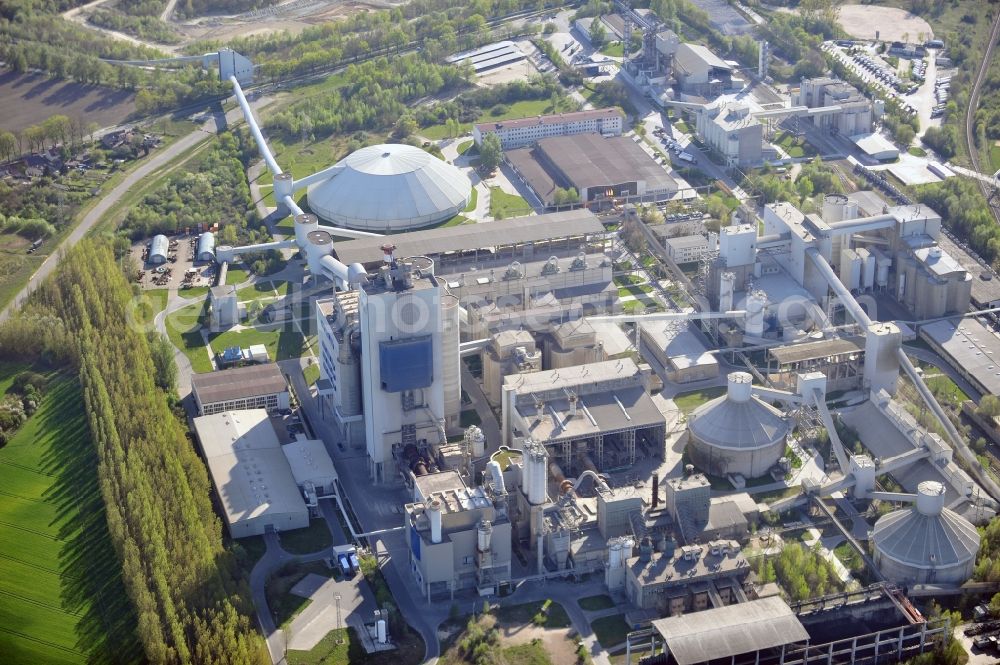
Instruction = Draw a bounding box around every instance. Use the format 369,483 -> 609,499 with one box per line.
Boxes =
688,372 -> 789,450
307,143 -> 471,231
872,481 -> 980,569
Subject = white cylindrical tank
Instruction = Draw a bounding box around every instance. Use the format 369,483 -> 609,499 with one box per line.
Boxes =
477,519 -> 493,552
916,480 -> 945,515
524,440 -> 548,506
745,292 -> 766,336
293,213 -> 320,249
306,230 -> 334,274
719,271 -> 735,312
822,194 -> 849,223
875,250 -> 890,288
427,499 -> 442,544
487,460 -> 506,494
608,539 -> 624,569
441,293 -> 461,425
377,619 -> 387,644
466,425 -> 485,458
860,248 -> 875,290
274,172 -> 294,207
839,248 -> 862,291
727,371 -> 753,402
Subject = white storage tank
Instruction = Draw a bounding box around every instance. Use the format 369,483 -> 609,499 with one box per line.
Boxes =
839,248 -> 862,291
293,213 -> 320,249
875,249 -> 891,288
377,618 -> 387,644
872,481 -> 980,585
687,372 -> 790,478
523,440 -> 548,506
477,519 -> 493,552
427,499 -> 443,544
487,459 -> 506,494
719,271 -> 735,312
745,292 -> 766,336
466,425 -> 486,458
306,230 -> 334,275
859,247 -> 875,291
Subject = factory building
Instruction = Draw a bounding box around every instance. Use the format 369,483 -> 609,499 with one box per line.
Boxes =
543,318 -> 606,370
506,133 -> 678,206
654,32 -> 735,96
482,330 -> 542,406
501,358 -> 669,473
664,235 -> 710,264
315,252 -> 462,482
404,471 -> 512,598
686,372 -> 790,479
920,317 -> 1000,398
306,143 -> 472,231
473,108 -> 624,150
191,363 -> 290,416
148,234 -> 169,265
696,100 -> 764,167
662,470 -> 757,544
192,410 -> 310,538
639,321 -> 719,384
794,78 -> 874,136
872,480 -> 980,586
765,335 -> 864,393
283,438 -> 338,498
209,284 -> 239,329
197,232 -> 216,262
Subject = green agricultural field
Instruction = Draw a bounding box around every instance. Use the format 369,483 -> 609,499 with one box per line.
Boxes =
489,187 -> 533,219
0,369 -> 140,664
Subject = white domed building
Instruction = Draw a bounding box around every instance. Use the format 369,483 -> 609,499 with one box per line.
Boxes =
307,143 -> 472,232
686,372 -> 790,478
872,480 -> 980,586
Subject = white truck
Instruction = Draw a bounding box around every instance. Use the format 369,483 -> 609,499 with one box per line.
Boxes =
677,152 -> 698,164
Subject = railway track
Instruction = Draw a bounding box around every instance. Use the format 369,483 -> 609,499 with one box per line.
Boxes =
964,6 -> 1000,224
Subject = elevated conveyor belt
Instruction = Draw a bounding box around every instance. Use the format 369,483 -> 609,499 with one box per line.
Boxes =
812,388 -> 850,473
231,75 -> 281,176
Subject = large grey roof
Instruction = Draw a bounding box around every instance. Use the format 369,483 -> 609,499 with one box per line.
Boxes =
872,503 -> 980,569
191,363 -> 288,405
652,596 -> 808,665
333,209 -> 605,266
307,143 -> 471,231
688,388 -> 789,450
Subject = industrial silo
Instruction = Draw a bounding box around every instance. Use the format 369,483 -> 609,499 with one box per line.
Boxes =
686,372 -> 790,478
872,480 -> 980,586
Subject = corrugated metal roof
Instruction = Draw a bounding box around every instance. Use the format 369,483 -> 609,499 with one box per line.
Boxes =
333,210 -> 605,266
652,596 -> 808,665
872,505 -> 980,569
192,363 -> 288,405
150,234 -> 169,259
688,392 -> 788,450
768,336 -> 865,364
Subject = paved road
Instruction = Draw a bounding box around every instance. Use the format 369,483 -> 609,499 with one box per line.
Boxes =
0,108 -> 231,323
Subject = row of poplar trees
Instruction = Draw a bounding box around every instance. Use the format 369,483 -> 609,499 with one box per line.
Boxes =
34,240 -> 268,664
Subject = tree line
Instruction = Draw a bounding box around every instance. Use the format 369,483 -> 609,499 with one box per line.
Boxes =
17,239 -> 269,663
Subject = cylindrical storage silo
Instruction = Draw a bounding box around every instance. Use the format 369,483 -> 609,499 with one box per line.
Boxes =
524,440 -> 548,506
608,539 -> 624,569
872,480 -> 980,585
860,248 -> 875,290
686,372 -> 790,478
440,293 -> 461,426
477,520 -> 493,552
745,292 -> 766,336
466,425 -> 485,458
377,619 -> 387,644
427,499 -> 443,544
719,271 -> 735,312
294,213 -> 319,249
875,249 -> 891,288
822,194 -> 849,223
306,230 -> 334,275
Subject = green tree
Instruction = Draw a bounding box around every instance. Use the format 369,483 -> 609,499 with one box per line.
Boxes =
393,113 -> 418,139
479,133 -> 503,172
0,131 -> 15,162
588,19 -> 607,47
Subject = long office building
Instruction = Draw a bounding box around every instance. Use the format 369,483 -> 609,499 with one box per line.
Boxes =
473,108 -> 624,149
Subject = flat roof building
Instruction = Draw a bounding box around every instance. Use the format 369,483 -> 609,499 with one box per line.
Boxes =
507,134 -> 677,206
501,358 -> 669,472
282,438 -> 338,496
639,320 -> 719,384
192,410 -> 309,538
191,363 -> 290,416
920,317 -> 1000,397
447,40 -> 526,74
473,108 -> 624,150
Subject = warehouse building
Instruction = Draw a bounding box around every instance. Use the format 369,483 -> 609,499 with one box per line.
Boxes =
501,358 -> 669,472
473,108 -> 624,150
192,410 -> 309,538
283,438 -> 338,497
196,232 -> 216,262
506,134 -> 677,206
191,363 -> 290,416
447,41 -> 526,74
149,234 -> 169,265
920,317 -> 1000,398
639,320 -> 719,384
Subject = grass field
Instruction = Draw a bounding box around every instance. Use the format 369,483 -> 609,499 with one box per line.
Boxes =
489,187 -> 533,219
207,324 -> 305,362
673,386 -> 727,414
578,595 -> 615,611
0,367 -> 140,664
600,41 -> 624,57
0,68 -> 136,134
420,98 -> 576,140
164,299 -> 214,373
133,288 -> 169,328
226,267 -> 252,286
591,614 -> 631,648
772,130 -> 818,158
278,519 -> 333,555
288,624 -> 426,665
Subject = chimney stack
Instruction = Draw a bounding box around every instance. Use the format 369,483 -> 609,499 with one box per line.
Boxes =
651,474 -> 659,509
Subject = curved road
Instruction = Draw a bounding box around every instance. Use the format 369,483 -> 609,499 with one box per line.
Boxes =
965,6 -> 1000,225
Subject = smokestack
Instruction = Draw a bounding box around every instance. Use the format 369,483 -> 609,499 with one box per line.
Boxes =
651,474 -> 659,509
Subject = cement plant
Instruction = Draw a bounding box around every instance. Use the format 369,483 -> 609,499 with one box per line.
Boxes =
4,1 -> 1000,664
